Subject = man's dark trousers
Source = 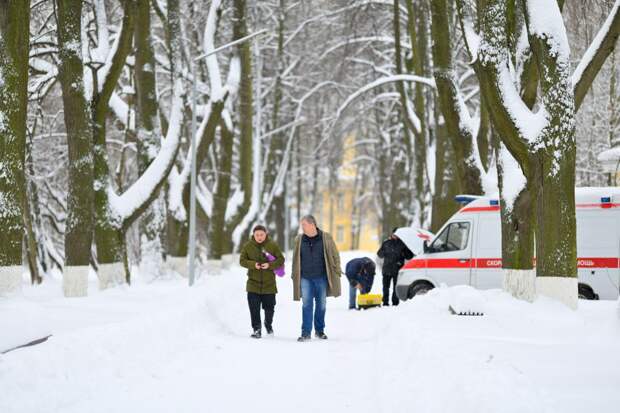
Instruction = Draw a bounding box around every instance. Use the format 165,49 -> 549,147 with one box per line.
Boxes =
382,273 -> 399,306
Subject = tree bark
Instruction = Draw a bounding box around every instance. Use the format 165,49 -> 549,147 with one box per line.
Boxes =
92,2 -> 136,270
266,0 -> 287,245
430,0 -> 483,196
208,121 -> 234,259
56,0 -> 94,270
135,0 -> 167,270
225,0 -> 254,249
467,0 -> 581,306
404,0 -> 431,226
0,0 -> 30,289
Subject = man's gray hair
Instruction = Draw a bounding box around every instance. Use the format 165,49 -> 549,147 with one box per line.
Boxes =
301,214 -> 318,226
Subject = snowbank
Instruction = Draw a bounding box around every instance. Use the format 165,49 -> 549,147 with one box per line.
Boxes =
1,252 -> 619,413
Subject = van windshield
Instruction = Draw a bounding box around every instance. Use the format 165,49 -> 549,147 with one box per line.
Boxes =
429,222 -> 470,253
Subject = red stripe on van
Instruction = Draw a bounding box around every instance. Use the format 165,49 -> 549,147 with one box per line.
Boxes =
403,257 -> 619,270
475,258 -> 503,268
575,203 -> 620,209
403,259 -> 426,269
460,206 -> 500,213
577,258 -> 619,268
459,203 -> 619,213
402,258 -> 472,269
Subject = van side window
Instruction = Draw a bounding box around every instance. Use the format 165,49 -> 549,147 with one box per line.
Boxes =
429,222 -> 470,253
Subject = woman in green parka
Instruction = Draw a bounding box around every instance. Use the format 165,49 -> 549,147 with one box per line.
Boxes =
239,225 -> 285,339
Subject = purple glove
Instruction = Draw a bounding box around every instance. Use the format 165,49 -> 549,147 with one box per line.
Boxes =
263,251 -> 285,277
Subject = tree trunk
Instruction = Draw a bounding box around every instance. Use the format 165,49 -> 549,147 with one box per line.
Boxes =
209,121 -> 234,259
430,121 -> 460,233
23,148 -> 41,285
266,0 -> 287,245
391,0 -> 416,228
92,2 -> 136,287
225,0 -> 254,250
56,0 -> 94,296
529,22 -> 577,301
471,0 -> 579,307
135,0 -> 166,275
405,0 -> 431,227
0,0 -> 29,293
430,0 -> 483,196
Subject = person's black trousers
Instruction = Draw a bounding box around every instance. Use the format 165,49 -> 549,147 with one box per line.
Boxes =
247,292 -> 276,331
382,273 -> 399,306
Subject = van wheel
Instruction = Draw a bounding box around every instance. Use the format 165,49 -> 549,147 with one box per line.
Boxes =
578,284 -> 597,300
408,281 -> 434,299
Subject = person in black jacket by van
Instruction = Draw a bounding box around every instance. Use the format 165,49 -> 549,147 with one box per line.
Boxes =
377,229 -> 413,306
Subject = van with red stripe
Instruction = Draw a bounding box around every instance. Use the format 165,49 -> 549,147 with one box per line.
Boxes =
395,187 -> 620,301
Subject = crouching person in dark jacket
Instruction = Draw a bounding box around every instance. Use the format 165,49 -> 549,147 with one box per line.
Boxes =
345,257 -> 376,310
240,225 -> 285,339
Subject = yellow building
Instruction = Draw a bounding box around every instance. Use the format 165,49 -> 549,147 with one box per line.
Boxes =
318,134 -> 380,252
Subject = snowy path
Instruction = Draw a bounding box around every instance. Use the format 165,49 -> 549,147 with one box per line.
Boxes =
1,252 -> 620,413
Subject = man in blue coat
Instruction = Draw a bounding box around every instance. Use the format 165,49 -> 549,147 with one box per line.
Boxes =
345,257 -> 376,309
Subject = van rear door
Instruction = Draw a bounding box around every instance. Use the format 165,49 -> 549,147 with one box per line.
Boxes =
576,211 -> 620,299
473,212 -> 503,289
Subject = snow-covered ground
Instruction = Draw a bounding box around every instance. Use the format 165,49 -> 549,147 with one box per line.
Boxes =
1,251 -> 619,413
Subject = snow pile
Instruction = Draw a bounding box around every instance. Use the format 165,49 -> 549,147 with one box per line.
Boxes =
446,284 -> 487,315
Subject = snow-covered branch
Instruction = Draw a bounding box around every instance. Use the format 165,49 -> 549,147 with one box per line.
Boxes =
572,0 -> 620,111
109,79 -> 186,227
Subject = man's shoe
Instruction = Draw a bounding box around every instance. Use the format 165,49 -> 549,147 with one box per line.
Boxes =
251,329 -> 261,339
315,332 -> 328,340
265,326 -> 274,336
297,335 -> 311,342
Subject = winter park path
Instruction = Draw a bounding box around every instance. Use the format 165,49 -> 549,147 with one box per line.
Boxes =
1,251 -> 619,413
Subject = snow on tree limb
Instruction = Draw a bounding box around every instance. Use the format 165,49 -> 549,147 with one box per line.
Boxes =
284,0 -> 403,48
203,0 -> 224,101
572,0 -> 620,111
109,92 -> 135,130
109,79 -> 185,227
496,64 -> 548,146
168,50 -> 238,223
168,102 -> 213,222
524,0 -> 570,62
91,0 -> 110,65
319,36 -> 409,60
470,1 -> 546,159
334,74 -> 435,132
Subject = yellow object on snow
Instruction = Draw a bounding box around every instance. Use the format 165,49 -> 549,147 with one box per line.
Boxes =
357,293 -> 383,309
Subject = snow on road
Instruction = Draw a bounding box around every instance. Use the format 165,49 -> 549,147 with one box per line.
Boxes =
1,251 -> 619,413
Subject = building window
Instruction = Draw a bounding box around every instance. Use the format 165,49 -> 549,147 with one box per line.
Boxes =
336,225 -> 345,243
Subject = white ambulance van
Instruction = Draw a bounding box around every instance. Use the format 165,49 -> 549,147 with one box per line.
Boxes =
396,187 -> 620,301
